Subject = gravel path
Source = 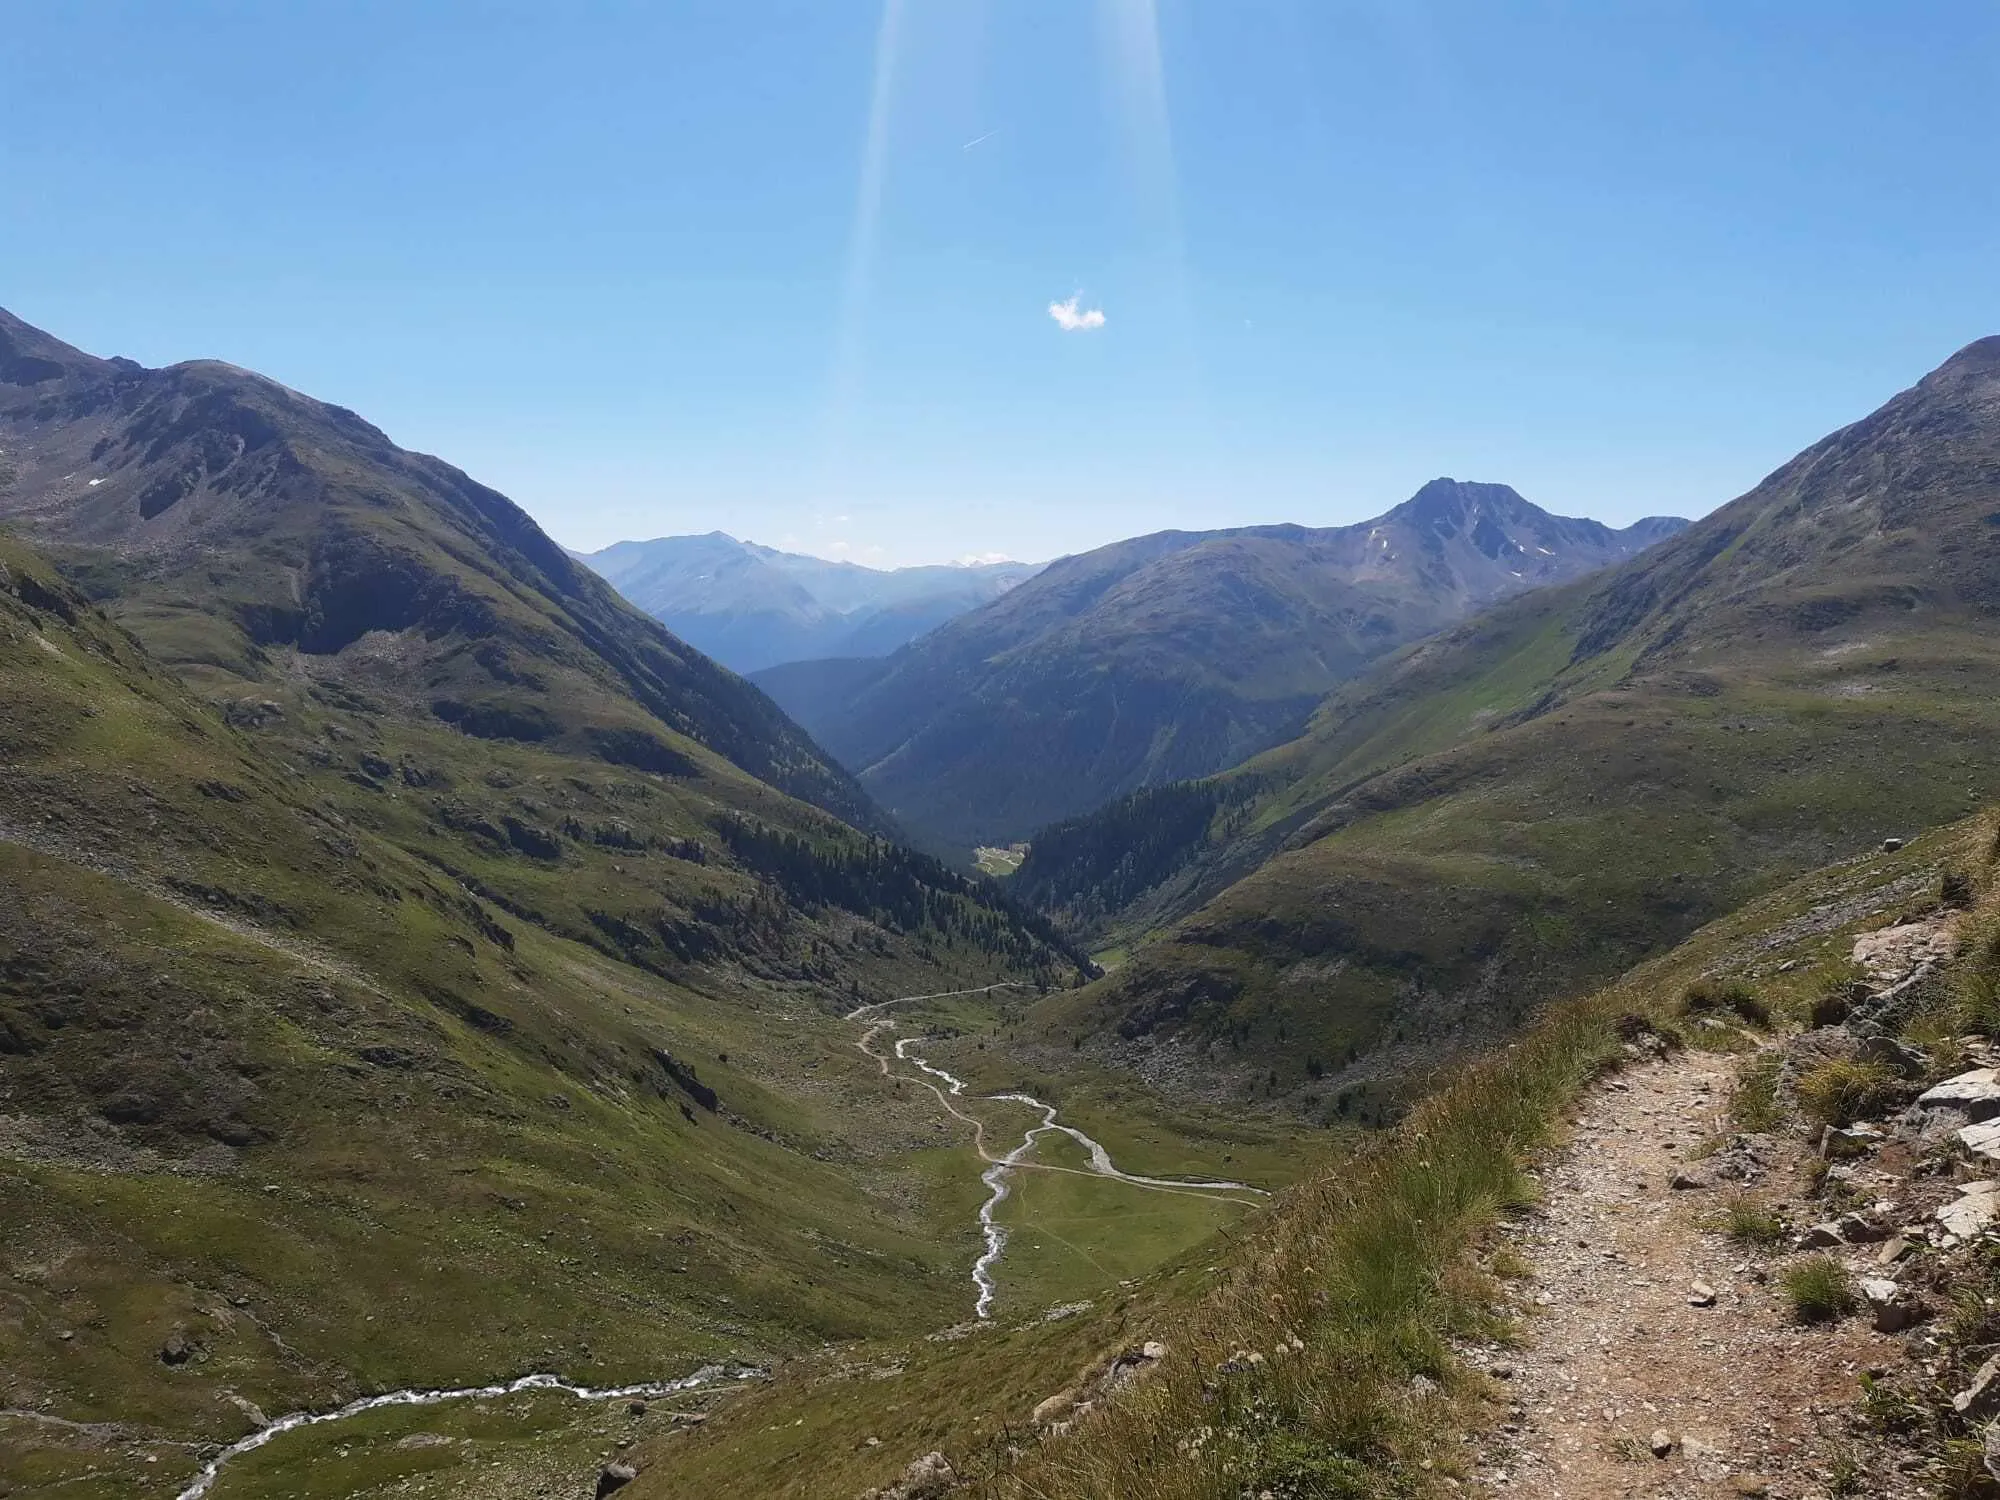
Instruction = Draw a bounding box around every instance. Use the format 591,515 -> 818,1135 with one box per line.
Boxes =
1474,1050 -> 1915,1500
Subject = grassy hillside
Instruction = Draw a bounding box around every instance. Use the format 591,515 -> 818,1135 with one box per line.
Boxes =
0,529 -> 1103,1493
586,805 -> 1981,1500
0,306 -> 876,830
760,482 -> 1681,852
1014,336 -> 2000,1113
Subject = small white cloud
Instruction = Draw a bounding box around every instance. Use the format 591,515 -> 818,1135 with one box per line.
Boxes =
1048,295 -> 1106,332
955,551 -> 1016,565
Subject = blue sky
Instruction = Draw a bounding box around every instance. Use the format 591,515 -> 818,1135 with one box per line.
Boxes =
5,2 -> 1999,566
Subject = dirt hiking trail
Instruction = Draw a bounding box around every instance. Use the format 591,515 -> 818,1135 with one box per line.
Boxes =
1472,1049 -> 1915,1500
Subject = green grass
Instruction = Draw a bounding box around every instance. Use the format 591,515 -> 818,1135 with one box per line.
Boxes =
976,844 -> 1028,877
984,1145 -> 1254,1315
1721,1193 -> 1786,1247
1794,1060 -> 1902,1127
1782,1256 -> 1857,1323
0,532 -> 1150,1498
1731,1053 -> 1785,1132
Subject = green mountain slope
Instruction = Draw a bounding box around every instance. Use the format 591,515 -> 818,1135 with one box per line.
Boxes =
603,811 -> 1976,1500
1018,336 -> 2000,1114
0,313 -> 1114,1497
0,306 -> 874,829
756,483 -> 1683,851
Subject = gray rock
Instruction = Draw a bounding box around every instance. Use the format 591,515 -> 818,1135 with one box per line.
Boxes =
1835,1211 -> 1889,1244
1985,1419 -> 2000,1482
1876,1235 -> 1916,1265
595,1461 -> 639,1498
1823,1124 -> 1886,1159
1858,1035 -> 1929,1079
885,1452 -> 956,1500
1860,1277 -> 1918,1333
1961,1121 -> 2000,1163
1688,1282 -> 1717,1308
1938,1182 -> 2000,1243
1031,1390 -> 1077,1425
1883,838 -> 1905,852
1956,1354 -> 2000,1421
1650,1428 -> 1676,1458
1669,1170 -> 1710,1191
1919,1069 -> 2000,1120
1800,1221 -> 1846,1250
159,1330 -> 197,1366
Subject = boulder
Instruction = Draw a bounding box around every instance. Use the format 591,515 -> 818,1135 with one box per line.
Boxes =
1100,1339 -> 1168,1390
1857,1035 -> 1928,1079
1961,1121 -> 2000,1163
1957,1354 -> 2000,1421
1875,1236 -> 1916,1265
1860,1277 -> 1918,1333
1649,1428 -> 1675,1458
1918,1069 -> 2000,1120
596,1462 -> 639,1498
888,1452 -> 956,1500
1031,1390 -> 1077,1426
1938,1182 -> 2000,1243
1688,1282 -> 1717,1308
159,1329 -> 197,1366
1835,1211 -> 1889,1244
1800,1222 -> 1847,1250
1823,1124 -> 1886,1159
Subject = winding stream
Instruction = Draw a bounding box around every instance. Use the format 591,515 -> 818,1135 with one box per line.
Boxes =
146,982 -> 1251,1495
849,988 -> 1264,1318
173,1366 -> 759,1500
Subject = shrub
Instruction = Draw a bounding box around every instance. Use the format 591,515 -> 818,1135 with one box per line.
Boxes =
1794,1060 -> 1900,1127
1721,1193 -> 1784,1247
1782,1255 -> 1855,1322
1680,978 -> 1771,1028
1731,1054 -> 1783,1132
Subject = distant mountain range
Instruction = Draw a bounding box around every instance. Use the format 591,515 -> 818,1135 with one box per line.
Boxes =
753,482 -> 1687,850
577,532 -> 1040,674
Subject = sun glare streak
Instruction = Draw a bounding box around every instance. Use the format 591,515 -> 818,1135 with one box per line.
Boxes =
823,0 -> 908,474
1097,0 -> 1202,400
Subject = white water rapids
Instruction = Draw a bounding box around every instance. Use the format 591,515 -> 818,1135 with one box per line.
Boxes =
849,987 -> 1264,1318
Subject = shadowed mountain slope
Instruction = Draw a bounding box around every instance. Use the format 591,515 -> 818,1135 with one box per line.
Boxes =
0,307 -> 875,829
756,483 -> 1684,850
1015,336 -> 2000,1116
